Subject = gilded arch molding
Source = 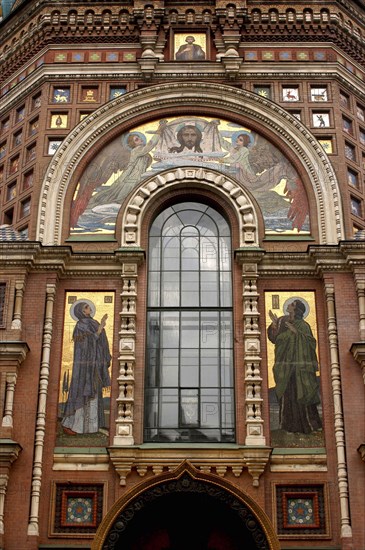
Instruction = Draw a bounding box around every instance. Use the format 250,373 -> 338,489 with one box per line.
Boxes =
91,461 -> 281,550
36,82 -> 344,245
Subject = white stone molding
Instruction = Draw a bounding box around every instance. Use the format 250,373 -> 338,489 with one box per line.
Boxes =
121,167 -> 258,248
241,263 -> 265,447
0,342 -> 29,430
10,279 -> 25,330
108,446 -> 272,487
1,373 -> 17,428
36,82 -> 344,245
324,280 -> 352,539
235,251 -> 266,450
28,282 -> 57,537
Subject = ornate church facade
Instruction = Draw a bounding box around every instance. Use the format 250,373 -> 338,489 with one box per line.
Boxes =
0,1 -> 365,549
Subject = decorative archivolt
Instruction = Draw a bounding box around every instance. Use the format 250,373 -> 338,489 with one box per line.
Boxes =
36,81 -> 344,245
121,167 -> 258,248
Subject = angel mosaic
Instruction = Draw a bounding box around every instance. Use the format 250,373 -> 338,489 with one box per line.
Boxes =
70,117 -> 310,237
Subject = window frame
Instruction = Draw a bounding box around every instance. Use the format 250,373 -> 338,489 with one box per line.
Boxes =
144,201 -> 236,444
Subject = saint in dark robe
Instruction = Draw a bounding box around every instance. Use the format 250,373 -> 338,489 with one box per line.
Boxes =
62,301 -> 111,435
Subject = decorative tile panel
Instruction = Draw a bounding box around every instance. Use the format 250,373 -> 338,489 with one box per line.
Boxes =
275,484 -> 329,539
50,483 -> 104,537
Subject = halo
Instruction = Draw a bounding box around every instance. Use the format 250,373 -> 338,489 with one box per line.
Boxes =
283,296 -> 310,318
175,120 -> 204,133
231,130 -> 254,146
122,131 -> 146,149
70,299 -> 96,321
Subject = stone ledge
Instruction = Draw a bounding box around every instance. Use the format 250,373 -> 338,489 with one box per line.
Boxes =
107,445 -> 272,487
52,451 -> 109,471
270,451 -> 327,472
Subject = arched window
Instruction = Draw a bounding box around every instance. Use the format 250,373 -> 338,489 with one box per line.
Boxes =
144,202 -> 235,443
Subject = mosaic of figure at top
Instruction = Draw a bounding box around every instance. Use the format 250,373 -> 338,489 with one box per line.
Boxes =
70,117 -> 310,238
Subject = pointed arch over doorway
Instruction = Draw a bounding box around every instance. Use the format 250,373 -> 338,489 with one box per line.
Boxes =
92,461 -> 280,550
36,82 -> 343,246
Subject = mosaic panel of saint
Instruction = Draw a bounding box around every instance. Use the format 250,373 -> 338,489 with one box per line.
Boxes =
57,292 -> 114,446
265,292 -> 324,448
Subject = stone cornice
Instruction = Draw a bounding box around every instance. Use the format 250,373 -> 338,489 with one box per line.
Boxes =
0,439 -> 22,466
1,1 -> 365,83
257,247 -> 351,277
108,445 -> 273,487
0,342 -> 29,366
0,242 -> 146,276
1,242 -> 361,276
2,58 -> 365,120
339,240 -> 365,268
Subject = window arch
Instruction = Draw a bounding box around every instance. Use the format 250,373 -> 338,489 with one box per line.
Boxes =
144,201 -> 235,443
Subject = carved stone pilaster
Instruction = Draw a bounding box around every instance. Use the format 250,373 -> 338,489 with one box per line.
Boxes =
114,262 -> 138,446
236,250 -> 266,447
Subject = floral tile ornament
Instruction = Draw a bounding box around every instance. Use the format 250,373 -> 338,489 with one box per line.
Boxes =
54,52 -> 67,62
284,494 -> 319,528
72,52 -> 85,62
62,491 -> 97,527
245,51 -> 258,61
50,483 -> 104,537
314,51 -> 326,61
279,51 -> 292,61
275,484 -> 329,539
106,52 -> 119,62
123,52 -> 136,62
297,52 -> 309,61
89,52 -> 102,62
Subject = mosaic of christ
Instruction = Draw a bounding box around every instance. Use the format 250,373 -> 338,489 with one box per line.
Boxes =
70,117 -> 310,237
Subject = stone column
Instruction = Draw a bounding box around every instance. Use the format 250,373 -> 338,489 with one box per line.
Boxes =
11,279 -> 25,330
324,279 -> 352,539
28,282 -> 56,536
2,373 -> 17,428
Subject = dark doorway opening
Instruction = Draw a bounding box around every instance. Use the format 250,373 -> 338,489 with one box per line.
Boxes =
108,476 -> 270,550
